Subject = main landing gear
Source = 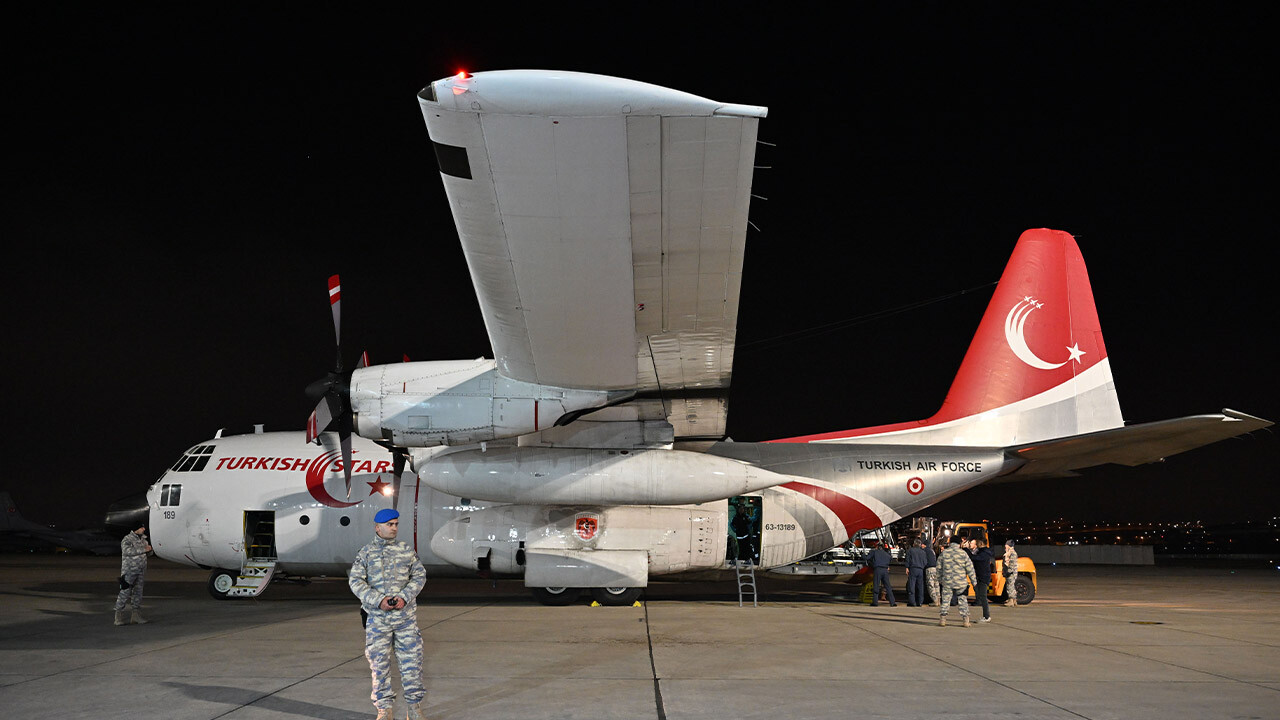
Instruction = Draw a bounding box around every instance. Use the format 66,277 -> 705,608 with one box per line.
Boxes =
528,586 -> 643,606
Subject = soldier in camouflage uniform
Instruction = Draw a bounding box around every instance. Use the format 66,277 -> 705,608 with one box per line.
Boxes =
1003,539 -> 1020,606
936,540 -> 976,627
349,508 -> 428,720
114,526 -> 151,626
924,540 -> 940,606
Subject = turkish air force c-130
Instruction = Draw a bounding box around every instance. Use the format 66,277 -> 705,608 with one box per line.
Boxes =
132,70 -> 1271,605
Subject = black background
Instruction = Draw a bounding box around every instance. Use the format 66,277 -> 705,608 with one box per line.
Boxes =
9,6 -> 1276,529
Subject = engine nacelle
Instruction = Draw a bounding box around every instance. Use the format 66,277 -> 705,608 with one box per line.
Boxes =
417,446 -> 795,505
430,504 -> 728,582
350,359 -> 623,447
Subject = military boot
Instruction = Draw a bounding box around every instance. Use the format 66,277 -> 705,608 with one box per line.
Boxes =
938,616 -> 946,627
131,609 -> 148,624
113,610 -> 128,626
406,702 -> 428,720
374,707 -> 392,720
963,616 -> 971,628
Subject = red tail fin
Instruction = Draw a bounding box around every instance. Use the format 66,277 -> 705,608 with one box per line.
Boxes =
775,228 -> 1124,446
937,228 -> 1108,421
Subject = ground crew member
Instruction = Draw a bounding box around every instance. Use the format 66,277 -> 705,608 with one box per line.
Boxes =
937,539 -> 976,627
868,540 -> 897,607
905,539 -> 928,606
114,525 -> 151,626
924,540 -> 939,606
1003,539 -> 1020,606
349,508 -> 428,720
972,539 -> 995,622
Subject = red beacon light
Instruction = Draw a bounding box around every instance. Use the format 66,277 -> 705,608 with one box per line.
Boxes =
452,70 -> 472,95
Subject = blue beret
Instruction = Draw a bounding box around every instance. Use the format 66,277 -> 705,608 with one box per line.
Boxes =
374,508 -> 400,524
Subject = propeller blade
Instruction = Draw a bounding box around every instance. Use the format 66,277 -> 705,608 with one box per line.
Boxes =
306,396 -> 334,444
391,449 -> 406,512
340,430 -> 353,499
358,350 -> 369,369
328,275 -> 342,349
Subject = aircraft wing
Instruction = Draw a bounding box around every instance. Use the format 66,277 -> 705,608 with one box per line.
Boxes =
419,71 -> 766,439
1001,408 -> 1272,478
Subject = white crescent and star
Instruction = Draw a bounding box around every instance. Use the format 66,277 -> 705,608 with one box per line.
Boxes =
1005,297 -> 1086,370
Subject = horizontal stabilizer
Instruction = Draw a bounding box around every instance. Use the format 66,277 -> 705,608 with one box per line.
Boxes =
1004,409 -> 1271,478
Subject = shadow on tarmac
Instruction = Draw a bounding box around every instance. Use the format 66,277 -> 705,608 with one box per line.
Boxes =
163,682 -> 367,720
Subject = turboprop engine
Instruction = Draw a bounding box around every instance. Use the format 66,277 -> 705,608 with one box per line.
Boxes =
350,358 -> 626,447
416,446 -> 795,505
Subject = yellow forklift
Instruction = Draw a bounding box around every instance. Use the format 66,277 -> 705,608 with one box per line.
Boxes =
924,519 -> 1037,604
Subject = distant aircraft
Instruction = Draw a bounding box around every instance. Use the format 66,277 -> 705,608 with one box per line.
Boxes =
140,71 -> 1270,605
1,491 -> 121,555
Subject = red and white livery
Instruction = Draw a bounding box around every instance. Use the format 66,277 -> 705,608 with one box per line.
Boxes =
141,71 -> 1269,605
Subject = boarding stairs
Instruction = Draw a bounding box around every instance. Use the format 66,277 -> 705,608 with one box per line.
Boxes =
226,557 -> 277,598
734,559 -> 758,608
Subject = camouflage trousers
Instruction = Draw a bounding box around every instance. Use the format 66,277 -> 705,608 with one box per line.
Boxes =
365,621 -> 425,709
938,586 -> 969,618
1005,570 -> 1019,602
925,567 -> 939,605
114,569 -> 145,611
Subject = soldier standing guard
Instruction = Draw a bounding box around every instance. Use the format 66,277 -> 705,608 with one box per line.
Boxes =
349,508 -> 428,720
1003,539 -> 1020,606
114,525 -> 151,626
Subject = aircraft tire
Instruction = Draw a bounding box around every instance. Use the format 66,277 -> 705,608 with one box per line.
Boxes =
208,569 -> 237,600
589,587 -> 642,606
1014,575 -> 1035,605
529,587 -> 580,606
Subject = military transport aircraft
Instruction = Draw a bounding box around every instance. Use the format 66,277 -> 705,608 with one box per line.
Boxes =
135,70 -> 1270,605
1,491 -> 121,555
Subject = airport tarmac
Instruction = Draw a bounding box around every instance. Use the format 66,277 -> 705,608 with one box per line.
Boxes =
1,555 -> 1277,719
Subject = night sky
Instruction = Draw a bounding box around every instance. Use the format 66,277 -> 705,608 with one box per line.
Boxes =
9,7 -> 1276,530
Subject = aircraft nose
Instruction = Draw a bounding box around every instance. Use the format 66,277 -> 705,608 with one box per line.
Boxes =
104,492 -> 149,538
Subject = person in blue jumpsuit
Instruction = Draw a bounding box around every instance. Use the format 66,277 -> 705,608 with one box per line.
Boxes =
868,540 -> 897,607
905,539 -> 928,606
349,509 -> 428,720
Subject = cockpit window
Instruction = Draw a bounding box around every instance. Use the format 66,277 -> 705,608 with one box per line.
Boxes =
159,484 -> 182,506
171,445 -> 216,472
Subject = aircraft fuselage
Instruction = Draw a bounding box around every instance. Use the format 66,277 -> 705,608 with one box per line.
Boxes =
148,430 -> 1019,585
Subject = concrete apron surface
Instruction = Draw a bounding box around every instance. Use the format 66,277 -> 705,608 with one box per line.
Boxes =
0,556 -> 1277,719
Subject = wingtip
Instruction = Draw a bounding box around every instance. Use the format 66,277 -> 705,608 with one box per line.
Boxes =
1220,408 -> 1274,429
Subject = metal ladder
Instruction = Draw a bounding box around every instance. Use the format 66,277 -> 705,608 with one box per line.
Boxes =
735,559 -> 758,608
227,557 -> 277,598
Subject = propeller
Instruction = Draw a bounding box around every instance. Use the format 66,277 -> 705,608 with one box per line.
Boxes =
305,275 -> 358,498
306,275 -> 413,505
